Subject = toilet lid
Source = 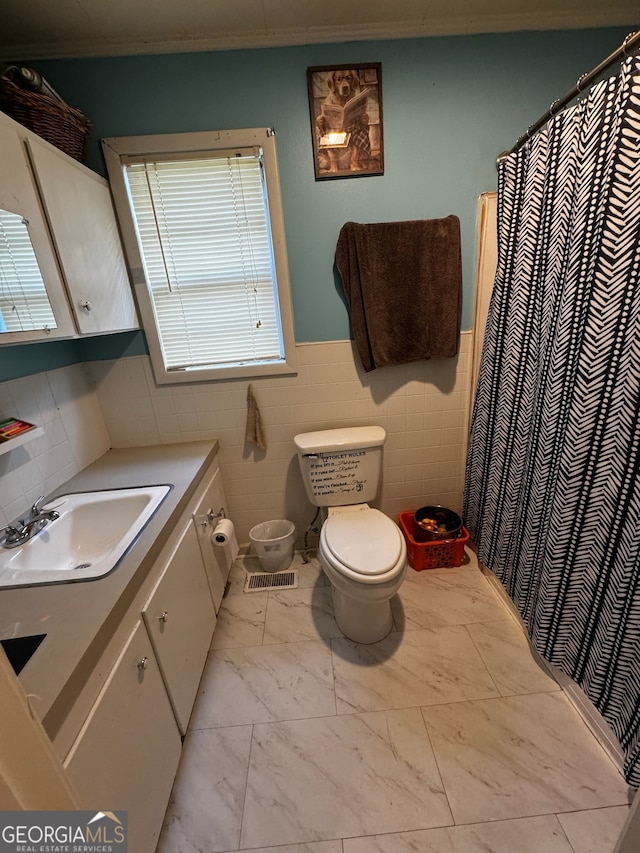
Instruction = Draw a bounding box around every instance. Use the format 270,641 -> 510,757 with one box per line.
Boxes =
323,508 -> 403,576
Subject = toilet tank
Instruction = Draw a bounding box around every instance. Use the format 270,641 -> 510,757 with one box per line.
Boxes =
294,426 -> 386,507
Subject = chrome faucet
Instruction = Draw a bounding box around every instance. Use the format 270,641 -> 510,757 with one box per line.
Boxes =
0,496 -> 59,549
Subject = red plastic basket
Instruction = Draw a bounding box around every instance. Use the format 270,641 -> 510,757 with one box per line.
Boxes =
398,511 -> 469,571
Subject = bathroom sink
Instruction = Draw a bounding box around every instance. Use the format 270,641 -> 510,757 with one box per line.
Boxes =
0,485 -> 171,589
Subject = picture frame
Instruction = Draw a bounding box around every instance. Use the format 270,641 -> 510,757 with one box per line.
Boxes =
307,63 -> 384,180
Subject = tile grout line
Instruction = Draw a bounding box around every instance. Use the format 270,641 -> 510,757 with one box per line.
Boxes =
553,810 -> 594,853
328,638 -> 339,718
236,722 -> 255,853
461,621 -> 503,698
417,702 -> 456,828
258,587 -> 269,646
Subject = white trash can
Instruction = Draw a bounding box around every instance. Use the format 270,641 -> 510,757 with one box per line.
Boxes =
249,519 -> 296,573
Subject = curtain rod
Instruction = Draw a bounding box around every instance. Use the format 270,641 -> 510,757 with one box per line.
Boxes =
497,30 -> 640,165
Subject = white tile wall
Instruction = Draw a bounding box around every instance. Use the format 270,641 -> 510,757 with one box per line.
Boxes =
0,364 -> 110,527
0,335 -> 472,542
85,333 -> 473,546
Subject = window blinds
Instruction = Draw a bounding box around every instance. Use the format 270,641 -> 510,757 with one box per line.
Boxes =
124,150 -> 283,372
0,209 -> 56,333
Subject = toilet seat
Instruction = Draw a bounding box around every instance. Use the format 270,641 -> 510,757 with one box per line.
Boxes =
321,506 -> 405,581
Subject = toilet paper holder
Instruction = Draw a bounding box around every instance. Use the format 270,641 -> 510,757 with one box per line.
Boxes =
207,507 -> 226,529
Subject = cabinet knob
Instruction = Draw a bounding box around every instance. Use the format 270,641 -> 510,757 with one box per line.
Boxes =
158,611 -> 169,623
80,300 -> 92,313
137,656 -> 148,671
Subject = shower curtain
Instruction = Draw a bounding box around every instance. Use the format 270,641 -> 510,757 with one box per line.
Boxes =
464,52 -> 640,787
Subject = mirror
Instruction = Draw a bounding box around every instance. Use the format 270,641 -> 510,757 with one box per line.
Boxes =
0,207 -> 57,333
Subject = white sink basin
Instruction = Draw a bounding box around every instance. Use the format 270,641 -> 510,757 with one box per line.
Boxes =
0,485 -> 171,589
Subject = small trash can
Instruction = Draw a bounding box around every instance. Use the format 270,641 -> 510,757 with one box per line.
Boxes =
249,519 -> 296,573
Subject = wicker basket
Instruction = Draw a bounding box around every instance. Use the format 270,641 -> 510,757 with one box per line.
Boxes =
0,78 -> 90,162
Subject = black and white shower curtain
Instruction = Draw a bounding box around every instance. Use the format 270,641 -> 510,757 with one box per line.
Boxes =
464,52 -> 640,786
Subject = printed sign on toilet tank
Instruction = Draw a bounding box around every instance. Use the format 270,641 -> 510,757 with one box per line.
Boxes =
309,451 -> 367,498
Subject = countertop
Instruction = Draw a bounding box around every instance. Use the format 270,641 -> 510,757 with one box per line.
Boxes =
0,440 -> 218,745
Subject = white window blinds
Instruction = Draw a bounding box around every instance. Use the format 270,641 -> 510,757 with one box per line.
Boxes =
124,149 -> 283,372
0,209 -> 57,333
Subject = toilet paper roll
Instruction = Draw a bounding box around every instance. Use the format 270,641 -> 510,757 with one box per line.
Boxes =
211,518 -> 239,565
212,518 -> 236,546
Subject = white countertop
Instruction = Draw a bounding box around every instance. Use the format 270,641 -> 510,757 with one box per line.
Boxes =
0,440 -> 218,741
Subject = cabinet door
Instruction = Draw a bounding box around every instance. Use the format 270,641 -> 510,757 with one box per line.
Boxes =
0,113 -> 76,343
64,620 -> 181,853
142,521 -> 216,735
193,462 -> 235,613
26,136 -> 139,335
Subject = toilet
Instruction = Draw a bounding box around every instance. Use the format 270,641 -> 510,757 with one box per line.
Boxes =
294,426 -> 407,643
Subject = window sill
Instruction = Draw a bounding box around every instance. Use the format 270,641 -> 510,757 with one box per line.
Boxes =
150,357 -> 298,385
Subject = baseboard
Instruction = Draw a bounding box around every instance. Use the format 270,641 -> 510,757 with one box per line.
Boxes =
480,563 -> 626,776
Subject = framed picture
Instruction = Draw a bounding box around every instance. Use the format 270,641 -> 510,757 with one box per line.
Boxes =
307,63 -> 384,180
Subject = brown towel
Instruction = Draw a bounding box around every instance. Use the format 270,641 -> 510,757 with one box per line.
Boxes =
245,384 -> 267,450
335,217 -> 462,372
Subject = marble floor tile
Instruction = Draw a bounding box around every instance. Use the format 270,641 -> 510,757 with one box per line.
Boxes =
343,815 -> 574,853
262,586 -> 343,644
226,551 -> 326,596
189,640 -> 336,728
243,845 -> 343,853
343,814 -> 575,853
332,625 -> 499,714
240,708 -> 452,848
164,538 -> 633,853
421,692 -> 629,824
210,592 -> 267,649
156,725 -> 252,853
466,619 -> 560,696
224,559 -> 253,596
393,566 -> 508,630
557,806 -> 630,853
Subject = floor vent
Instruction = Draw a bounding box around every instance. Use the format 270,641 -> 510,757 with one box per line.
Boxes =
244,570 -> 298,592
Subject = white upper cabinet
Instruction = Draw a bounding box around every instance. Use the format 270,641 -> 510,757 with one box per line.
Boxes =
0,110 -> 139,344
0,113 -> 76,342
26,135 -> 138,335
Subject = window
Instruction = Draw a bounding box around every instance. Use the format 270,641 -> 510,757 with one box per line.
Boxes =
103,128 -> 296,383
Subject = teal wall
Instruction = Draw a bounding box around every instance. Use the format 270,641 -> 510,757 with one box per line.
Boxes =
0,25 -> 633,379
0,339 -> 81,381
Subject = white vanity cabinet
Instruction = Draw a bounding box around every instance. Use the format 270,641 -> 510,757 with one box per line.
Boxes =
193,462 -> 234,612
142,521 -> 216,735
64,619 -> 181,853
58,449 -> 226,852
51,448 -> 230,853
0,109 -> 139,343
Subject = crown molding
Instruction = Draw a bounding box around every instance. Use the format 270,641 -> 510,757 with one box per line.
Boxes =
3,12 -> 637,60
